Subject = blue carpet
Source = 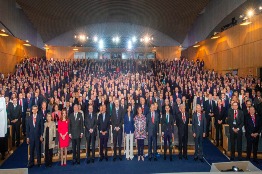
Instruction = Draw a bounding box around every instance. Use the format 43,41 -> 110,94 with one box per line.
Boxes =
1,139 -> 261,173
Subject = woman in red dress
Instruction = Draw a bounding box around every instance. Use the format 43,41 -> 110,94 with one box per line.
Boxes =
58,109 -> 69,166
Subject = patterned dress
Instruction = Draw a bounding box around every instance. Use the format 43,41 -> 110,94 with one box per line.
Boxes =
134,114 -> 146,139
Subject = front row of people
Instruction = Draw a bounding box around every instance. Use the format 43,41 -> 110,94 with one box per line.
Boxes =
26,101 -> 261,168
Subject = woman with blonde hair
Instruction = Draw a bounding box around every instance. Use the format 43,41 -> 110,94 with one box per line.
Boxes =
43,113 -> 56,167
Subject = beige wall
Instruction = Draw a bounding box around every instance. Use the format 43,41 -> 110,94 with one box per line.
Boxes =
182,13 -> 262,77
46,46 -> 181,60
0,34 -> 45,74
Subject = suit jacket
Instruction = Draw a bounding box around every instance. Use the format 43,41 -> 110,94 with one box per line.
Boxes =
140,104 -> 149,116
173,93 -> 182,101
161,112 -> 174,134
8,104 -> 22,123
38,109 -> 49,123
157,99 -> 164,114
33,97 -> 42,109
176,111 -> 189,137
43,121 -> 56,149
204,100 -> 216,117
227,109 -> 244,133
214,105 -> 226,125
111,107 -> 124,132
124,113 -> 135,133
106,102 -> 115,117
196,97 -> 204,107
65,106 -> 73,116
192,112 -> 206,137
245,114 -> 261,140
84,112 -> 97,137
146,111 -> 160,136
68,112 -> 84,139
147,97 -> 155,107
97,113 -> 110,137
26,114 -> 44,141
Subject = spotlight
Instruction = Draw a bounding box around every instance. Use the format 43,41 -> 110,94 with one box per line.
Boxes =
93,36 -> 98,42
0,29 -> 8,37
73,48 -> 78,51
79,35 -> 86,41
211,32 -> 220,39
132,36 -> 137,43
99,39 -> 104,50
23,40 -> 31,46
193,42 -> 200,48
144,36 -> 150,43
259,6 -> 262,11
127,40 -> 132,50
115,36 -> 120,43
247,9 -> 254,18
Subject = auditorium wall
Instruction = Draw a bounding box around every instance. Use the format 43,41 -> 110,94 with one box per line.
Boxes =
182,13 -> 262,77
0,34 -> 45,74
46,46 -> 181,60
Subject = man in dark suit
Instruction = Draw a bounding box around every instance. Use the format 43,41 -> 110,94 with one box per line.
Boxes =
245,106 -> 261,163
214,99 -> 226,147
38,101 -> 48,124
147,91 -> 155,107
65,101 -> 73,115
196,91 -> 204,108
8,98 -> 22,147
204,94 -> 216,137
227,102 -> 244,161
97,105 -> 110,161
140,97 -> 149,116
106,96 -> 114,117
111,99 -> 124,161
84,105 -> 97,164
33,92 -> 42,110
26,105 -> 43,168
69,104 -> 84,165
192,104 -> 206,162
146,104 -> 160,161
161,105 -> 174,161
173,87 -> 182,102
176,104 -> 189,160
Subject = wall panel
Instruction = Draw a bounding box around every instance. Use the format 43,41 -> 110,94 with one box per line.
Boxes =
182,14 -> 262,77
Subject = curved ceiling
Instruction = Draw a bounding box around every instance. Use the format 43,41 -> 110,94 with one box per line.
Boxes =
16,0 -> 210,44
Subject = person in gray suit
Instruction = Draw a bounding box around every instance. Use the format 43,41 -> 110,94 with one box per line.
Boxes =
146,104 -> 160,161
84,105 -> 97,164
111,99 -> 124,161
192,104 -> 206,162
69,104 -> 84,165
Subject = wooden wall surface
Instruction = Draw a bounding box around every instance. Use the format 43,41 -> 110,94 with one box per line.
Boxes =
0,34 -> 45,74
182,13 -> 262,77
46,46 -> 181,60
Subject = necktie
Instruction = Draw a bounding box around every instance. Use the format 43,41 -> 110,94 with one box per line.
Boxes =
33,116 -> 36,126
251,115 -> 256,126
166,114 -> 169,123
234,110 -> 237,120
116,109 -> 118,119
75,113 -> 77,120
197,113 -> 201,126
90,113 -> 92,119
182,113 -> 186,123
152,112 -> 154,123
103,114 -> 105,122
19,99 -> 22,106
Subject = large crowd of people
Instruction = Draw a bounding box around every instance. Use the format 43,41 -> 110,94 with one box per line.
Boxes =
0,57 -> 261,168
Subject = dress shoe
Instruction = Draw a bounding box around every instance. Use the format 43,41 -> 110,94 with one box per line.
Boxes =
148,157 -> 152,161
91,159 -> 94,163
164,156 -> 166,160
72,162 -> 75,165
27,164 -> 33,168
113,158 -> 116,161
200,159 -> 204,163
179,156 -> 182,160
194,157 -> 198,161
99,158 -> 103,162
184,156 -> 188,160
37,164 -> 41,167
154,157 -> 157,161
119,157 -> 122,161
105,158 -> 108,161
230,157 -> 234,161
77,162 -> 80,165
170,157 -> 173,161
238,158 -> 242,161
86,160 -> 90,164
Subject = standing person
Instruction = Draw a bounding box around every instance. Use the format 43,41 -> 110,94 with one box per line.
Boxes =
124,104 -> 135,160
58,109 -> 69,166
146,104 -> 159,161
111,99 -> 124,161
176,104 -> 189,160
227,102 -> 244,161
84,105 -> 97,164
52,104 -> 61,126
203,94 -> 215,137
43,113 -> 56,167
245,106 -> 261,163
8,98 -> 22,147
0,92 -> 7,160
18,93 -> 27,136
98,105 -> 110,161
26,105 -> 43,168
161,105 -> 174,161
68,104 -> 84,165
214,99 -> 226,147
134,106 -> 146,161
192,104 -> 206,162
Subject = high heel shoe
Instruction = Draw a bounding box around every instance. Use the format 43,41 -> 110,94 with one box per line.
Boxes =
141,156 -> 144,161
138,156 -> 141,161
